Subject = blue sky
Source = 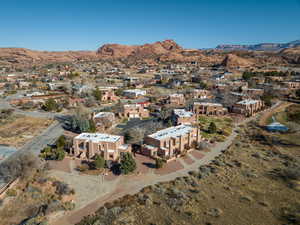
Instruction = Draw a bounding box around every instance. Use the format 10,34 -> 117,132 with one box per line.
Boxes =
0,0 -> 299,51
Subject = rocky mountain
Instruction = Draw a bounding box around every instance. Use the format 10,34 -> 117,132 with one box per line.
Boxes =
216,40 -> 300,51
279,46 -> 300,64
97,40 -> 182,58
220,53 -> 254,68
0,40 -> 299,69
0,48 -> 97,68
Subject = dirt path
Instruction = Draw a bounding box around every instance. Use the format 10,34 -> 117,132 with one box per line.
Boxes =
50,102 -> 283,225
258,101 -> 292,126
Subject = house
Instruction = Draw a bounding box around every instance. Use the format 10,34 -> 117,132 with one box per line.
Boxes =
212,74 -> 225,81
193,89 -> 212,99
192,102 -> 227,117
72,84 -> 90,94
282,81 -> 300,90
123,89 -> 147,98
168,93 -> 185,105
93,112 -> 115,130
72,133 -> 131,161
230,92 -> 248,101
119,104 -> 150,119
141,124 -> 201,160
68,97 -> 85,108
242,88 -> 264,98
232,99 -> 264,116
99,89 -> 119,102
172,109 -> 196,125
17,81 -> 30,88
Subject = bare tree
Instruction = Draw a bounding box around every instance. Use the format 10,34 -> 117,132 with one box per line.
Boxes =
0,152 -> 40,182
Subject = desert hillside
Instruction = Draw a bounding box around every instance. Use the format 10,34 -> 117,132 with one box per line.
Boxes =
0,40 -> 300,69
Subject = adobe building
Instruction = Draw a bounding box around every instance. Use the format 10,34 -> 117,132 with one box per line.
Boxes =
93,112 -> 115,130
100,89 -> 119,102
72,133 -> 131,161
282,81 -> 300,90
242,88 -> 264,98
119,104 -> 150,119
172,109 -> 196,125
192,89 -> 212,99
168,93 -> 186,105
232,99 -> 264,117
141,124 -> 201,160
123,89 -> 147,98
192,102 -> 227,117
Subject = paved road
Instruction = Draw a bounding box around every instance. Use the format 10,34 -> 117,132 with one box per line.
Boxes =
0,96 -> 65,164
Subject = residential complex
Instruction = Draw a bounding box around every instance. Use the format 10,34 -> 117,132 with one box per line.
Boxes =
232,99 -> 264,116
142,124 -> 201,160
72,133 -> 131,161
192,102 -> 227,116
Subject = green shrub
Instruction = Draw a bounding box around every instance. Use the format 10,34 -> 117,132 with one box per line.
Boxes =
155,158 -> 165,169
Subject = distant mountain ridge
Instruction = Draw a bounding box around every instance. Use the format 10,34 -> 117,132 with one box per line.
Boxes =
216,39 -> 300,51
0,39 -> 300,69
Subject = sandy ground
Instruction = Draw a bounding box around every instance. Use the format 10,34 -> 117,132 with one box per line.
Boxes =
0,116 -> 53,148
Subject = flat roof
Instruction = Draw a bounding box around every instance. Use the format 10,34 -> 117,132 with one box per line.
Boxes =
123,89 -> 146,93
94,112 -> 114,118
236,99 -> 259,105
173,109 -> 194,118
170,93 -> 184,97
75,133 -> 121,143
148,124 -> 194,140
124,104 -> 141,108
194,102 -> 223,107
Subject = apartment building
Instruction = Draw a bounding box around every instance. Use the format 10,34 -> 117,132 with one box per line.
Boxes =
232,99 -> 264,116
168,93 -> 186,105
141,124 -> 201,160
172,109 -> 196,125
119,104 -> 150,119
72,133 -> 131,161
192,102 -> 227,116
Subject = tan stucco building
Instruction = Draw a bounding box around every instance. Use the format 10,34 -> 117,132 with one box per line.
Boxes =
72,133 -> 131,161
141,124 -> 201,160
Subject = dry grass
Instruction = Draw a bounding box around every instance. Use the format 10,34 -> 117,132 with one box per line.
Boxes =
0,171 -> 75,225
0,116 -> 53,148
77,122 -> 300,225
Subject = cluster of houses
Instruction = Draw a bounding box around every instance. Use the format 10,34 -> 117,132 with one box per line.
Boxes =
1,62 -> 300,167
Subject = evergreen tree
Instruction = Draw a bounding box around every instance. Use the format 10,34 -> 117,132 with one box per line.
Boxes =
208,122 -> 217,134
93,88 -> 102,101
120,153 -> 136,174
89,119 -> 96,132
92,155 -> 105,169
296,89 -> 300,98
155,158 -> 164,169
56,135 -> 66,148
